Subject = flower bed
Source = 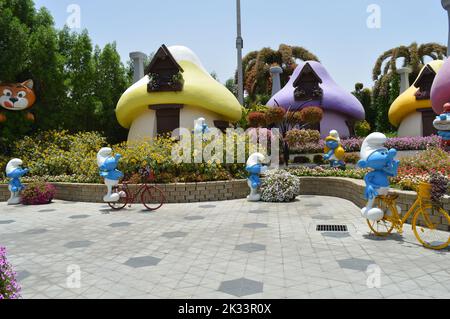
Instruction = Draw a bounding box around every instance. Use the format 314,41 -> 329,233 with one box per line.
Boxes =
290,135 -> 441,154
0,246 -> 21,299
0,130 -> 251,185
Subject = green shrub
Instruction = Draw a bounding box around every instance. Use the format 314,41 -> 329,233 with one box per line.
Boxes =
293,156 -> 311,164
2,130 -> 255,184
354,120 -> 371,137
313,155 -> 325,165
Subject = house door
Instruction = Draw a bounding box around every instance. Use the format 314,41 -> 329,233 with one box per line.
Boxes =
418,108 -> 437,137
149,104 -> 183,136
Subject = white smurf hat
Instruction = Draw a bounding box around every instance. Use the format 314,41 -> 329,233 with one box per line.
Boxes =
6,158 -> 23,175
97,147 -> 112,167
360,133 -> 388,161
329,130 -> 340,143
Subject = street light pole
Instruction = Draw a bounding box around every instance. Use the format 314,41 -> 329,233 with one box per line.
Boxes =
443,0 -> 450,56
236,0 -> 244,105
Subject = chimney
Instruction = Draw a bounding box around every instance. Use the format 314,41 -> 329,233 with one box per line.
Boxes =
397,67 -> 412,94
270,65 -> 283,97
130,52 -> 147,84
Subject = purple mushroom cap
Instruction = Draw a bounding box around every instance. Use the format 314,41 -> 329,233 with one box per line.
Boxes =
267,61 -> 365,120
431,58 -> 450,115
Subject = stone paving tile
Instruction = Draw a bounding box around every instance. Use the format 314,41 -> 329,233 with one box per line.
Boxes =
69,215 -> 90,219
109,222 -> 132,228
1,197 -> 449,299
124,256 -> 162,268
218,278 -> 264,297
162,231 -> 188,239
0,219 -> 15,224
244,223 -> 268,229
184,216 -> 205,221
22,228 -> 48,235
248,210 -> 268,214
64,240 -> 94,249
235,243 -> 266,253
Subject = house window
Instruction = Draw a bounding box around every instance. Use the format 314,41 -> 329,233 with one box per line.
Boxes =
414,65 -> 436,101
293,62 -> 323,102
146,44 -> 184,93
149,104 -> 183,136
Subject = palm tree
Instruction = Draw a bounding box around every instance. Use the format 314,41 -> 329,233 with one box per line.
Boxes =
373,42 -> 447,97
371,42 -> 447,132
242,44 -> 319,102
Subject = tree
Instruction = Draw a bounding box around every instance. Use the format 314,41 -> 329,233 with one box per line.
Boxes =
0,0 -> 133,149
225,78 -> 237,97
352,83 -> 375,131
92,43 -> 130,143
242,44 -> 319,103
372,42 -> 447,132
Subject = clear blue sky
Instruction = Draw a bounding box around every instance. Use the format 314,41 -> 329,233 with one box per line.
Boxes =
34,0 -> 449,91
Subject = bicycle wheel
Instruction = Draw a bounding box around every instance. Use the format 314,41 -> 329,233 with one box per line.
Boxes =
107,186 -> 129,210
366,198 -> 395,236
367,218 -> 395,236
413,207 -> 450,250
141,186 -> 166,211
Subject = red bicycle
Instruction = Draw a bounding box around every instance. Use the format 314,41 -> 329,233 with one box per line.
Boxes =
108,170 -> 166,211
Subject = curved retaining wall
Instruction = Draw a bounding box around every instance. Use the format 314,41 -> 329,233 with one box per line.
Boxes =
0,178 -> 448,231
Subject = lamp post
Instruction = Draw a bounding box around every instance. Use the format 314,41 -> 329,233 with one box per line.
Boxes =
236,0 -> 244,105
443,0 -> 450,56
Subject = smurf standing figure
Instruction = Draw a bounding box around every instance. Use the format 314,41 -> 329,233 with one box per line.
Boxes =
6,158 -> 29,205
97,148 -> 124,203
323,130 -> 346,169
194,117 -> 209,135
433,103 -> 450,151
358,133 -> 399,221
246,153 -> 268,202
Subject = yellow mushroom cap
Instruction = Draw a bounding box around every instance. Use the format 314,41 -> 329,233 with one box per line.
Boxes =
116,47 -> 242,129
389,60 -> 444,127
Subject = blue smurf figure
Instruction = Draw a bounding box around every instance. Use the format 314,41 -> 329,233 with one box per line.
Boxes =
433,103 -> 450,151
194,117 -> 209,135
6,158 -> 29,205
97,147 -> 124,202
357,133 -> 399,221
246,152 -> 268,202
323,130 -> 346,169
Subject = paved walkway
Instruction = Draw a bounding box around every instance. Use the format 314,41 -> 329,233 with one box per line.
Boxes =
0,196 -> 449,299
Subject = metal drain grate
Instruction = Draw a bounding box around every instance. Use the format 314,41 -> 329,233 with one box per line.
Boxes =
316,225 -> 348,232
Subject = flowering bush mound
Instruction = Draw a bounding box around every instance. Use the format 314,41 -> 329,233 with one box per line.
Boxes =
21,180 -> 56,205
261,170 -> 301,202
290,135 -> 441,154
0,246 -> 21,299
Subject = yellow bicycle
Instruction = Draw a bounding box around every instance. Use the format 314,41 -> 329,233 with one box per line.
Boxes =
367,182 -> 450,250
